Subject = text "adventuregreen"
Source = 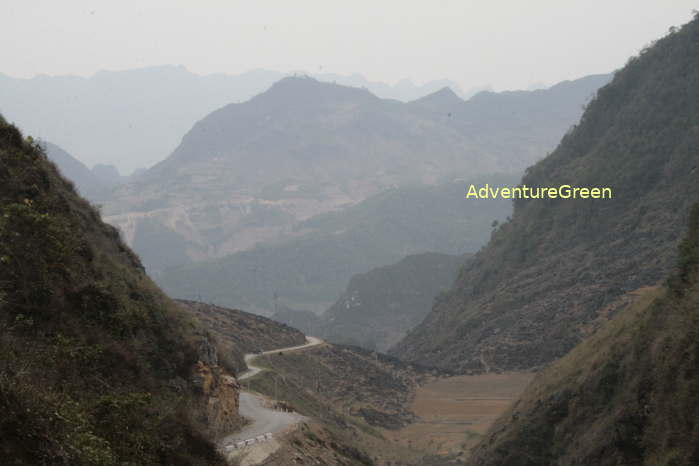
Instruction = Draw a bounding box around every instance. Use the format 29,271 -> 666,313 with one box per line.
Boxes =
466,184 -> 612,199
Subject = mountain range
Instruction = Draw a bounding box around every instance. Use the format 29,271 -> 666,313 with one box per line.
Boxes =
0,66 -> 478,173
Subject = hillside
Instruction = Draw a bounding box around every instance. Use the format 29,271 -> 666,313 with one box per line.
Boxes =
315,252 -> 466,352
156,176 -> 512,313
392,18 -> 699,372
0,117 -> 238,464
469,203 -> 699,465
176,300 -> 307,373
103,74 -> 607,276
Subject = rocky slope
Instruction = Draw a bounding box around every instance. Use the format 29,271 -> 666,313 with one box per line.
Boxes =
469,203 -> 699,465
392,18 -> 699,372
313,252 -> 466,352
0,117 -> 239,464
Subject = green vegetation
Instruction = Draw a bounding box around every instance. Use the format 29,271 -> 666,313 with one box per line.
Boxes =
0,120 -> 227,464
470,202 -> 699,465
393,16 -> 699,372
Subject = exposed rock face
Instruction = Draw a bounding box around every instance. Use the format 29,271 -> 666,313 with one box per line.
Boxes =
192,363 -> 241,439
191,338 -> 242,439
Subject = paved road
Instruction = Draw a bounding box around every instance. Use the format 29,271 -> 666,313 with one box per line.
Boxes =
221,336 -> 324,446
239,336 -> 324,381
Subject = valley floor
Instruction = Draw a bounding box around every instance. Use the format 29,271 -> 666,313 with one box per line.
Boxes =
387,372 -> 534,458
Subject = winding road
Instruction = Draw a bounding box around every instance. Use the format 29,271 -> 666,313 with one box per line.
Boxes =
221,336 -> 324,448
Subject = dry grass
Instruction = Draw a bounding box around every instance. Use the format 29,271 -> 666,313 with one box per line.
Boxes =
386,372 -> 534,456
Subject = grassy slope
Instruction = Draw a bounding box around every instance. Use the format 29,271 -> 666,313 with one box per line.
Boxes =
469,204 -> 699,465
392,16 -> 699,372
0,118 -> 227,465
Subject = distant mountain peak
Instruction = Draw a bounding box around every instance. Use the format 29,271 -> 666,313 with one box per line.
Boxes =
409,85 -> 463,112
257,75 -> 378,103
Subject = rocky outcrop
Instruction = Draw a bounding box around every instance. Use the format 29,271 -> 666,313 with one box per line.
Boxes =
191,338 -> 242,440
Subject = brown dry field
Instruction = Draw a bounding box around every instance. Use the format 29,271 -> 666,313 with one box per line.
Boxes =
385,372 -> 535,456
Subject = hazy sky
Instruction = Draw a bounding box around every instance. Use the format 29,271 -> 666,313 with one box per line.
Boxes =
1,1 -> 696,91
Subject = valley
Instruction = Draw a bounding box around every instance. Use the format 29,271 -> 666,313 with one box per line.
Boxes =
389,373 -> 534,458
2,5 -> 699,466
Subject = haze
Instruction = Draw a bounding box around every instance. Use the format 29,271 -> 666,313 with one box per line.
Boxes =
2,0 -> 695,91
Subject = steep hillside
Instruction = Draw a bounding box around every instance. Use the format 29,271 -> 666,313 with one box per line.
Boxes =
392,18 -> 699,372
0,118 -> 238,464
176,300 -> 307,373
157,176 -> 512,313
104,74 -> 607,274
316,252 -> 466,352
469,203 -> 699,465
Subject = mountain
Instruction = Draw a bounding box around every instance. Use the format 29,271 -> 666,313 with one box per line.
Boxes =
312,72 -> 485,101
103,73 -> 608,277
0,67 -> 482,173
470,202 -> 699,465
41,141 -> 103,197
40,142 -> 134,201
311,253 -> 466,352
391,19 -> 699,373
0,117 -> 241,463
156,176 -> 514,313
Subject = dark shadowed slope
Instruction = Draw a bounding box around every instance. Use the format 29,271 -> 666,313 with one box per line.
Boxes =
392,18 -> 699,372
470,203 -> 699,466
0,117 -> 238,465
